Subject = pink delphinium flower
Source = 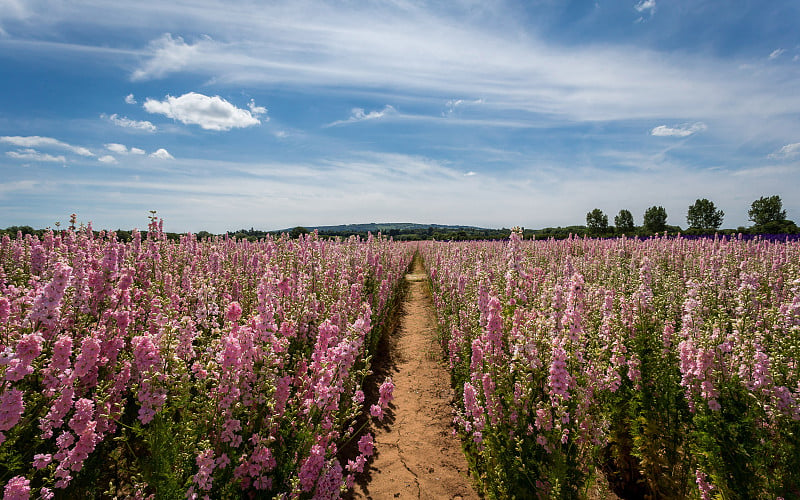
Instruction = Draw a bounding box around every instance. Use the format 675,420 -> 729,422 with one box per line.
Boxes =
378,378 -> 394,407
226,301 -> 243,323
358,433 -> 374,457
0,296 -> 10,323
695,469 -> 715,500
0,389 -> 25,433
548,343 -> 571,402
192,449 -> 216,494
369,404 -> 384,420
3,475 -> 30,500
298,444 -> 325,492
74,337 -> 100,378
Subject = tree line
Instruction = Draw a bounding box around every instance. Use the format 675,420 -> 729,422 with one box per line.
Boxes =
1,196 -> 796,242
583,195 -> 797,237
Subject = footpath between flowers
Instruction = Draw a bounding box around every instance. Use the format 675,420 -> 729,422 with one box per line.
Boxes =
350,254 -> 478,500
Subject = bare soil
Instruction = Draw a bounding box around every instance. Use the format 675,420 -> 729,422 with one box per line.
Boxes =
350,254 -> 479,500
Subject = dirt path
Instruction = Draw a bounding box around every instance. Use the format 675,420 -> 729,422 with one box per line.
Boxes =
351,254 -> 479,500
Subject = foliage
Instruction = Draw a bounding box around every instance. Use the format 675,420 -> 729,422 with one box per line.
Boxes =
748,195 -> 787,226
643,206 -> 668,233
686,199 -> 724,231
586,209 -> 609,236
614,210 -> 635,234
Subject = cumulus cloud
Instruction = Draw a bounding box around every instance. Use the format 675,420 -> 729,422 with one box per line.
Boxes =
132,33 -> 208,81
105,143 -> 128,154
6,148 -> 66,163
98,155 -> 118,164
0,135 -> 93,156
150,148 -> 174,159
326,105 -> 396,127
143,92 -> 264,131
125,93 -> 137,104
650,122 -> 707,137
769,48 -> 785,60
105,143 -> 147,155
768,142 -> 800,159
102,113 -> 157,132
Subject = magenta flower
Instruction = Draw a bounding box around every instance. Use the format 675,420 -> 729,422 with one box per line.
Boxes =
358,433 -> 374,457
3,475 -> 30,500
0,389 -> 25,432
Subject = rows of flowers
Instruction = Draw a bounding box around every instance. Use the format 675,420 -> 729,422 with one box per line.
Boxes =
420,232 -> 800,499
0,219 -> 412,498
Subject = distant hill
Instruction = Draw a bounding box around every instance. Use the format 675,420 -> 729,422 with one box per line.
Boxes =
249,222 -> 507,241
296,222 -> 489,233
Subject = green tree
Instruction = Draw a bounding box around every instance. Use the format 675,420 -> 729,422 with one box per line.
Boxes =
614,209 -> 635,233
687,198 -> 724,230
748,195 -> 786,226
289,226 -> 309,239
586,208 -> 609,235
643,206 -> 668,233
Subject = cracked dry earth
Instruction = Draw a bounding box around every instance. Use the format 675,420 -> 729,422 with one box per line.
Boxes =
351,255 -> 479,500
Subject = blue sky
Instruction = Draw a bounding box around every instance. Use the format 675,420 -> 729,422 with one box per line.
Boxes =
1,0 -> 799,232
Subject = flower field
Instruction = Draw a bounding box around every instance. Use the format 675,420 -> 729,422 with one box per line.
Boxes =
0,220 -> 412,498
3,223 -> 800,499
420,232 -> 800,499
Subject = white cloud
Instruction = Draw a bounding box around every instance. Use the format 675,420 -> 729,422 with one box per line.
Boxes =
0,135 -> 93,156
769,49 -> 785,60
247,99 -> 267,116
768,142 -> 800,160
464,171 -> 477,176
105,143 -> 128,154
150,148 -> 174,160
6,148 -> 66,163
326,105 -> 396,127
634,0 -> 656,15
650,122 -> 707,137
125,93 -> 137,104
443,98 -> 484,116
102,113 -> 157,132
132,33 -> 208,81
143,92 -> 262,131
98,155 -> 118,164
105,143 -> 147,155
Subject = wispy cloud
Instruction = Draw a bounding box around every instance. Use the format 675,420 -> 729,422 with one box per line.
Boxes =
6,149 -> 66,163
768,142 -> 800,159
0,136 -> 93,156
143,92 -> 264,131
325,105 -> 396,127
769,48 -> 785,60
247,99 -> 267,116
443,98 -> 484,116
102,113 -> 157,132
9,3 -> 800,128
650,122 -> 707,137
132,33 -> 209,81
98,155 -> 118,164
